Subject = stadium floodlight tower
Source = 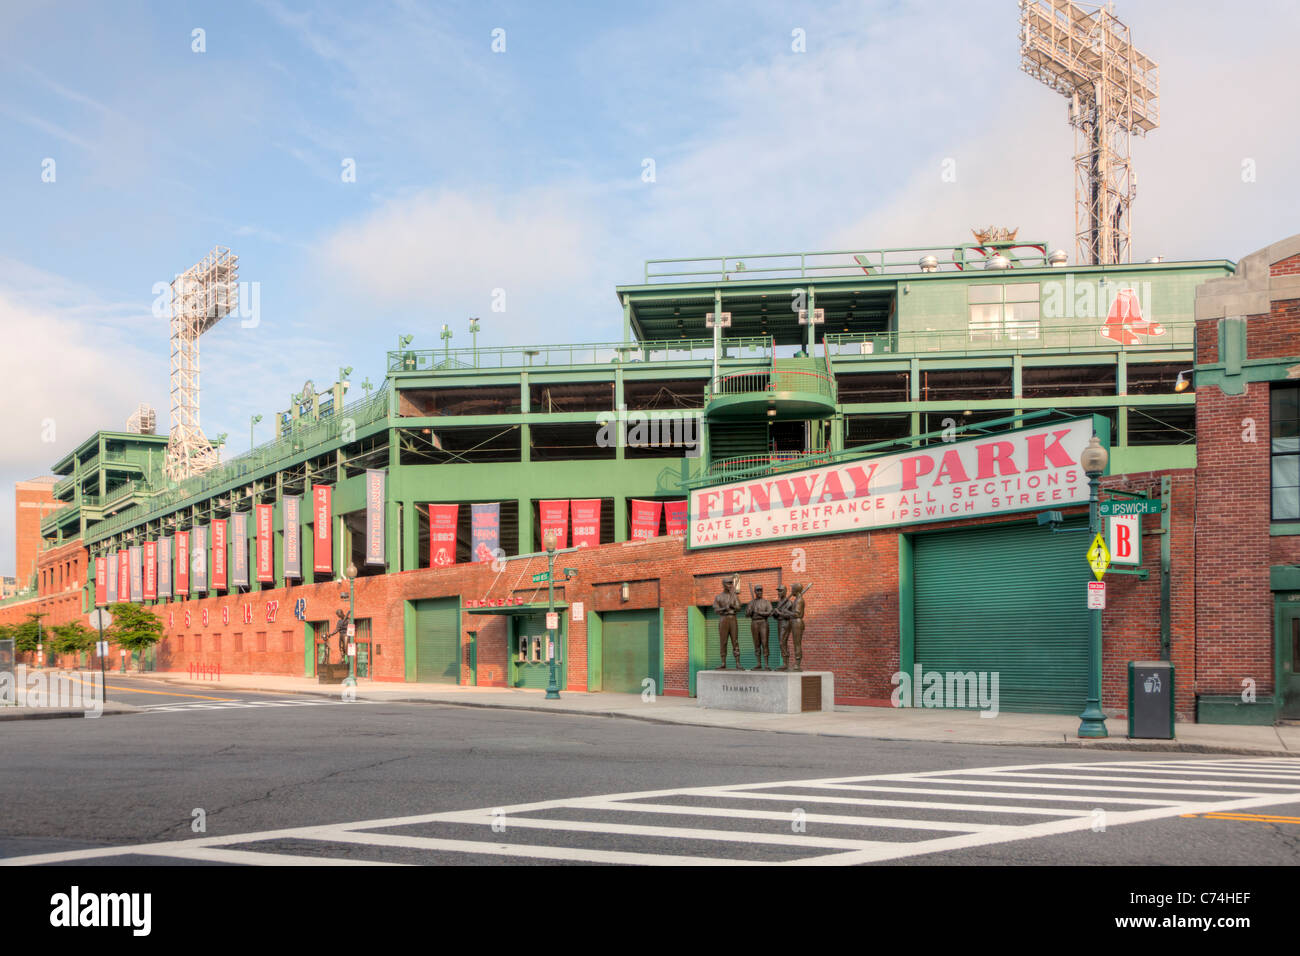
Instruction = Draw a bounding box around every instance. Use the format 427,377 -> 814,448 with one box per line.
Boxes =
1019,0 -> 1159,265
165,246 -> 238,482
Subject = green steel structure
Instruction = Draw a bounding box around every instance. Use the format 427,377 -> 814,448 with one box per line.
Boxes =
36,239 -> 1232,610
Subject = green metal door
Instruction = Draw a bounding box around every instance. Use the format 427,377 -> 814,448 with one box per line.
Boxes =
696,606 -> 783,678
511,613 -> 565,690
600,609 -> 661,694
913,520 -> 1088,714
413,597 -> 459,684
1279,601 -> 1300,720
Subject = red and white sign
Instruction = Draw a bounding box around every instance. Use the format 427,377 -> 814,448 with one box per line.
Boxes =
688,419 -> 1094,549
256,504 -> 274,582
313,485 -> 332,574
546,612 -> 559,631
664,500 -> 688,536
539,500 -> 569,550
212,519 -> 228,590
630,499 -> 663,540
1087,581 -> 1106,609
117,550 -> 130,602
1107,513 -> 1142,566
429,504 -> 458,566
175,531 -> 189,594
95,556 -> 107,607
570,499 -> 601,548
464,596 -> 526,608
143,541 -> 157,601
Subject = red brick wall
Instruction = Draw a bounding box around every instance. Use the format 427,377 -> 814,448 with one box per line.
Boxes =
1246,299 -> 1300,361
15,481 -> 59,587
1270,254 -> 1300,277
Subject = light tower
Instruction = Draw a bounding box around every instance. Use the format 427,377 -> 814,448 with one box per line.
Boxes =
1019,0 -> 1159,265
165,246 -> 239,481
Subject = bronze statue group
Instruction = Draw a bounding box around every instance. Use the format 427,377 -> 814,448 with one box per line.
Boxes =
712,576 -> 808,672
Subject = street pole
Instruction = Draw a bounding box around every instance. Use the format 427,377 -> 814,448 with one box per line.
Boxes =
346,562 -> 357,682
544,531 -> 559,700
1078,435 -> 1109,739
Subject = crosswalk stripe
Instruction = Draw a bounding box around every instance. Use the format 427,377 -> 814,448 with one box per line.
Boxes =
775,783 -> 1183,806
570,800 -> 1005,833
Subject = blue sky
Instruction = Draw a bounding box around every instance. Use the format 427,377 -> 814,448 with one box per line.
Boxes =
2,0 -> 1298,577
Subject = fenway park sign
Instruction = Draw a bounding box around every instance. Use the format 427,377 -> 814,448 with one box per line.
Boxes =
688,418 -> 1094,549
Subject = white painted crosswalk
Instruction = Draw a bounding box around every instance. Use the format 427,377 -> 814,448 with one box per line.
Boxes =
137,698 -> 359,714
4,756 -> 1299,866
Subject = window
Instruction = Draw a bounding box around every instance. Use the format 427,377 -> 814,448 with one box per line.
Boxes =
967,283 -> 1040,341
1272,386 -> 1300,521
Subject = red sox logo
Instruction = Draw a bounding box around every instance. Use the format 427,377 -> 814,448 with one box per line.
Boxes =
1100,288 -> 1165,346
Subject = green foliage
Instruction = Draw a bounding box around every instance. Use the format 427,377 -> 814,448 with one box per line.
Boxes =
50,621 -> 95,656
107,602 -> 162,652
11,613 -> 47,653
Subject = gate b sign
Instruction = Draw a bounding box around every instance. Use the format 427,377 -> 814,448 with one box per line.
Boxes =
1107,513 -> 1142,566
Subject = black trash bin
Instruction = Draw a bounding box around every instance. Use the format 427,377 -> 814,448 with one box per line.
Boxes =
1128,660 -> 1175,739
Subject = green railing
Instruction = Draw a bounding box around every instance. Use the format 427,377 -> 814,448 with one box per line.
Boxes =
707,368 -> 837,402
387,337 -> 775,373
643,241 -> 1052,283
824,320 -> 1196,358
705,449 -> 833,481
52,474 -> 74,498
88,384 -> 392,543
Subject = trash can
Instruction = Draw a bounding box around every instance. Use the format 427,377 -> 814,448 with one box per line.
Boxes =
1128,660 -> 1175,739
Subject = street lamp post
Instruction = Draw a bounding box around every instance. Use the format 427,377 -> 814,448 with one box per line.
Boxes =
346,561 -> 357,682
469,317 -> 480,367
543,530 -> 560,700
440,323 -> 453,365
1079,434 -> 1110,739
249,413 -> 262,451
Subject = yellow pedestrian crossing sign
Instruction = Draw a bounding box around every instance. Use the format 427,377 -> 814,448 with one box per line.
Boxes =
1086,533 -> 1111,581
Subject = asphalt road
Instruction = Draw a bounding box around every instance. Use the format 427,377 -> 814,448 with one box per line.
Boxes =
1,691 -> 1298,867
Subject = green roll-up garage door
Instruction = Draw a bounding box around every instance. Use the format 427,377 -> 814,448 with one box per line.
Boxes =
413,597 -> 459,684
913,520 -> 1088,714
601,609 -> 661,694
699,607 -> 785,675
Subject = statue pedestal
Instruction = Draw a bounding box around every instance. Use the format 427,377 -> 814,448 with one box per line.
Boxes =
696,670 -> 833,714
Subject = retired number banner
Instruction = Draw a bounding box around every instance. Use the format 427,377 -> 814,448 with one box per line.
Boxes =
230,514 -> 249,588
283,495 -> 301,579
158,535 -> 172,599
429,504 -> 458,567
212,519 -> 228,591
313,485 -> 332,574
192,525 -> 208,593
175,531 -> 189,595
128,546 -> 143,603
365,470 -> 386,566
256,504 -> 274,582
143,541 -> 157,602
689,418 -> 1094,549
570,499 -> 601,548
95,556 -> 108,606
117,551 -> 129,603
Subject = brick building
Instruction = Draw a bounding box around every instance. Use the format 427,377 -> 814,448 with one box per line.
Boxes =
14,477 -> 59,591
3,232 -> 1296,725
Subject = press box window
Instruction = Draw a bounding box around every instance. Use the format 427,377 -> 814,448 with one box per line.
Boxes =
967,284 -> 1040,341
1272,385 -> 1300,521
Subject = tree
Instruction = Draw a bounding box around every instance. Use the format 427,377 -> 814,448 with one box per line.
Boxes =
107,603 -> 162,662
12,613 -> 47,653
50,621 -> 95,657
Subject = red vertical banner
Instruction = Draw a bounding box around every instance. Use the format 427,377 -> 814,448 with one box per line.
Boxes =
175,531 -> 190,594
313,485 -> 332,574
212,519 -> 228,591
143,541 -> 158,601
630,499 -> 663,540
538,500 -> 569,549
117,550 -> 130,603
664,500 -> 688,536
428,504 -> 459,566
95,556 -> 107,607
256,504 -> 274,582
570,499 -> 601,548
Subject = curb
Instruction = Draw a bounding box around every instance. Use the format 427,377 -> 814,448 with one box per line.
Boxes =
119,676 -> 1297,758
0,707 -> 138,722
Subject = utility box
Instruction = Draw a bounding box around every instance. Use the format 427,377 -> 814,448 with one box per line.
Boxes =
1128,661 -> 1175,739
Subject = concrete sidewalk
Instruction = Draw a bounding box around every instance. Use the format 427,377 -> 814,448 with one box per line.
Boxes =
115,670 -> 1300,756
